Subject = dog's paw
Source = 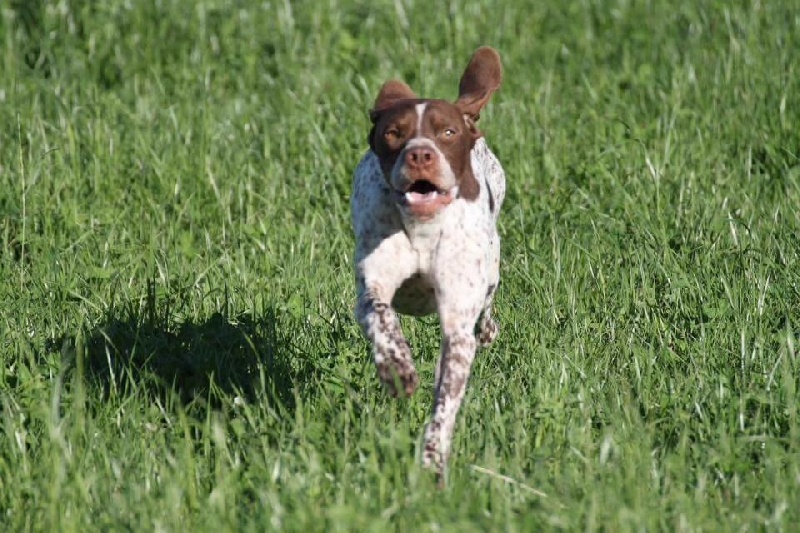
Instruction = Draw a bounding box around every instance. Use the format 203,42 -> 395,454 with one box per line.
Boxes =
375,340 -> 419,397
422,429 -> 447,489
380,365 -> 419,398
422,440 -> 441,470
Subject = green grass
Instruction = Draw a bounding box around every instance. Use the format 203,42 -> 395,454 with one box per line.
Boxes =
1,0 -> 799,530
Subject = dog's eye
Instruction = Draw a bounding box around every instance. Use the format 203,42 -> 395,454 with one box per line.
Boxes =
442,128 -> 457,138
384,128 -> 402,139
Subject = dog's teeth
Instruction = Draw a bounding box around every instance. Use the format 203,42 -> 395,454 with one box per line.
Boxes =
405,190 -> 440,204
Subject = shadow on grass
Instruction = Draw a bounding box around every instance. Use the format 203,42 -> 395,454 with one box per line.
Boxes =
54,281 -> 317,415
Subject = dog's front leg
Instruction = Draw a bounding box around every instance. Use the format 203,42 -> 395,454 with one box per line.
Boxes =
354,231 -> 420,398
422,249 -> 486,481
355,286 -> 419,398
423,327 -> 478,472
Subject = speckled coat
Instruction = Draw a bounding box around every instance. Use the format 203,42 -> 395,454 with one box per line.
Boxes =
351,136 -> 506,475
350,46 -> 506,482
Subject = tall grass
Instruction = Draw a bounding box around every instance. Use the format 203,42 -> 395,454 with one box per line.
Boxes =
1,1 -> 799,529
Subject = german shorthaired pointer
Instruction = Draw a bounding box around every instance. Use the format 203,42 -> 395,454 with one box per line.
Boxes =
351,47 -> 505,482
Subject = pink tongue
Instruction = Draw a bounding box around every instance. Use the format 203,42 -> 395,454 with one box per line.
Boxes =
406,191 -> 438,204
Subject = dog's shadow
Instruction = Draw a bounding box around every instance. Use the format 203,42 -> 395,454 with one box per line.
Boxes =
55,283 -> 317,414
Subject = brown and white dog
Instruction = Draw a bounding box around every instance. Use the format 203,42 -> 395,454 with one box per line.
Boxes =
351,47 -> 505,481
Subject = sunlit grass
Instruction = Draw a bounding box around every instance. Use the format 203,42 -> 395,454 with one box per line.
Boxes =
1,0 -> 799,530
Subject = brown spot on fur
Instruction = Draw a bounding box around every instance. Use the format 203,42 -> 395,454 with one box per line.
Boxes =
458,169 -> 480,201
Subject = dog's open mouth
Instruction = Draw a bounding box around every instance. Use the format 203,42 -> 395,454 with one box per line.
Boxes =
408,179 -> 440,195
394,179 -> 456,218
406,179 -> 442,200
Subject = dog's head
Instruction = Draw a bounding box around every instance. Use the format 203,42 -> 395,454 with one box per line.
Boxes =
368,47 -> 502,221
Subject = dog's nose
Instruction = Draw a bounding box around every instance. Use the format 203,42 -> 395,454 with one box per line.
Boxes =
405,147 -> 435,169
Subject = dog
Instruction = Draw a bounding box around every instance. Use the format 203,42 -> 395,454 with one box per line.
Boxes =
351,47 -> 505,481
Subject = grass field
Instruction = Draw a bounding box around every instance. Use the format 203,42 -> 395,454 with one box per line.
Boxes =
1,0 -> 799,530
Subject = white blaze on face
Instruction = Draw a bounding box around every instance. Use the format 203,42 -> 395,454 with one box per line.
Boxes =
415,102 -> 427,132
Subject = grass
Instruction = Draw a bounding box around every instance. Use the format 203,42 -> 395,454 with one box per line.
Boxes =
1,0 -> 799,530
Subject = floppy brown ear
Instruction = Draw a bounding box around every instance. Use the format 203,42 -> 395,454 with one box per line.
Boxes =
455,47 -> 503,121
369,80 -> 417,122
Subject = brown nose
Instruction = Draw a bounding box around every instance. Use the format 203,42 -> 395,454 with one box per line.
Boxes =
405,147 -> 435,169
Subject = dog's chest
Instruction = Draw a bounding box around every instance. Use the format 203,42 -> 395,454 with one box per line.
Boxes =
404,216 -> 446,273
389,214 -> 449,316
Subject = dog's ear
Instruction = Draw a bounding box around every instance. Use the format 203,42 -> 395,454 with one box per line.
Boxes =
368,80 -> 416,150
370,80 -> 417,122
455,47 -> 502,124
